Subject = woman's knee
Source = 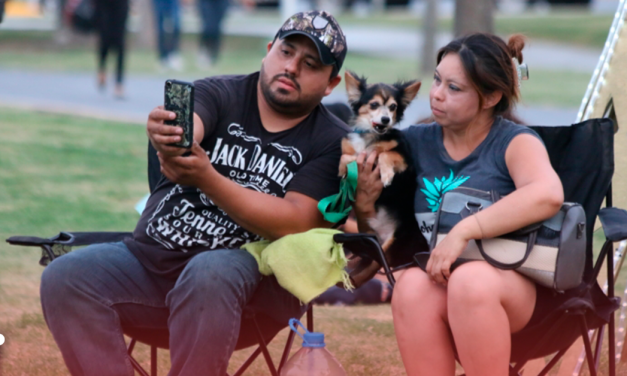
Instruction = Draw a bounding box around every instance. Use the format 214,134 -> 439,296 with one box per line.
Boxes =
447,262 -> 501,310
392,268 -> 446,319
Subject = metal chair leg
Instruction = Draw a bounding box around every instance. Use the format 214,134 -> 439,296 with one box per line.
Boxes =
232,347 -> 263,376
580,316 -> 598,376
252,314 -> 278,376
151,346 -> 157,376
127,338 -> 151,376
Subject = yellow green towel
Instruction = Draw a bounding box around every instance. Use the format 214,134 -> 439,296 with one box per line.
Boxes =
242,228 -> 353,304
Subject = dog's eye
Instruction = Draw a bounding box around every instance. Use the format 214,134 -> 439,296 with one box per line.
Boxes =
369,102 -> 380,110
389,103 -> 397,111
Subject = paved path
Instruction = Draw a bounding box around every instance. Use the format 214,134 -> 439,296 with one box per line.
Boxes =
0,69 -> 579,127
1,6 -> 605,125
0,7 -> 607,73
221,15 -> 604,74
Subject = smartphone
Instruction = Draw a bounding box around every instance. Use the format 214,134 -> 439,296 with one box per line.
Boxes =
164,79 -> 195,148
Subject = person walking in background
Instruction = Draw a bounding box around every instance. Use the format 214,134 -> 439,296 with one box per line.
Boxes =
196,0 -> 228,67
153,0 -> 184,71
95,0 -> 129,99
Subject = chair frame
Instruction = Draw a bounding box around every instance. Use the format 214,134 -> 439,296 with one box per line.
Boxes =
6,232 -> 313,376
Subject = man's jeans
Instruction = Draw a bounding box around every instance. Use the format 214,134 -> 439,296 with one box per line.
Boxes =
40,242 -> 305,376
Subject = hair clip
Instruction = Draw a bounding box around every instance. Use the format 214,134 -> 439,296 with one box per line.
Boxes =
512,57 -> 529,87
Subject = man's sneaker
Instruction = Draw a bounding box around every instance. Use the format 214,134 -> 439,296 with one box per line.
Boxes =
197,49 -> 214,69
168,53 -> 184,72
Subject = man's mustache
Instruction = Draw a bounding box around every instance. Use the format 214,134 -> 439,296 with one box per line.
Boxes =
272,74 -> 301,91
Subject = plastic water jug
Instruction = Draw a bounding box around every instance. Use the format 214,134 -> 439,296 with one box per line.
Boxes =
280,318 -> 347,376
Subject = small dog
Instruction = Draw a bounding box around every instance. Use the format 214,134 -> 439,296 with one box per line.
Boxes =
340,71 -> 429,282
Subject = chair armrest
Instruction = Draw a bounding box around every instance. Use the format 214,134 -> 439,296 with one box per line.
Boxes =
333,233 -> 384,264
598,207 -> 627,242
6,231 -> 133,247
333,233 -> 399,287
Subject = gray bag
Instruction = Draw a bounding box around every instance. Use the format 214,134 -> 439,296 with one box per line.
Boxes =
430,187 -> 587,292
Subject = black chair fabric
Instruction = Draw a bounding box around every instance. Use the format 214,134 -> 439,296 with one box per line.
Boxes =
505,119 -> 619,362
599,207 -> 627,242
530,119 -> 615,278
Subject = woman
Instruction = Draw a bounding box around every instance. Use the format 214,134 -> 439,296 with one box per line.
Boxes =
95,0 -> 129,98
353,33 -> 564,376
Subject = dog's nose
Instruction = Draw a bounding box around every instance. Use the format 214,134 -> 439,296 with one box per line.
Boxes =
381,116 -> 390,125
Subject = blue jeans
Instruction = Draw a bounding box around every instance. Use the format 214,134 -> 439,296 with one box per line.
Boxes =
40,242 -> 305,376
153,0 -> 181,60
196,0 -> 229,59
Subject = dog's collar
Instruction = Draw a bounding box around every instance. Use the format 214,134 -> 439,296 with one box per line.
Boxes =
351,128 -> 372,135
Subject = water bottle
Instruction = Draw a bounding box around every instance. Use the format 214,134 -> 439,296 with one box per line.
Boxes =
280,318 -> 347,376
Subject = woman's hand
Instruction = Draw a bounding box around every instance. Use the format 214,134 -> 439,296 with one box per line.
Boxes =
426,218 -> 476,286
353,151 -> 383,219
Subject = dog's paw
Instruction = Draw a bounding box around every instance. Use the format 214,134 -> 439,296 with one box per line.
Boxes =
338,154 -> 357,177
338,164 -> 347,177
380,169 -> 395,186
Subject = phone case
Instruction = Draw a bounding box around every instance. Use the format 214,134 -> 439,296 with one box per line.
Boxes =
164,79 -> 195,148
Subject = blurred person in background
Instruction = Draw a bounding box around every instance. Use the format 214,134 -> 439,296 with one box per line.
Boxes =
196,0 -> 255,67
153,0 -> 183,71
0,0 -> 5,23
196,0 -> 228,67
95,0 -> 129,99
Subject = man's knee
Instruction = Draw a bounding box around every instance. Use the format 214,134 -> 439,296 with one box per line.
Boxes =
41,251 -> 85,305
40,242 -> 130,310
172,249 -> 261,300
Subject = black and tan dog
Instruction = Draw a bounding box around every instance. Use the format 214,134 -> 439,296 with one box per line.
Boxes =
340,71 -> 429,285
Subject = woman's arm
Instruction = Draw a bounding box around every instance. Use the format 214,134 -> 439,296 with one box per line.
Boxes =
427,133 -> 564,284
467,133 -> 563,238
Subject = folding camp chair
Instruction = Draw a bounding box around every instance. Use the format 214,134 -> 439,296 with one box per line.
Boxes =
7,231 -> 315,376
335,118 -> 625,376
5,138 -> 318,376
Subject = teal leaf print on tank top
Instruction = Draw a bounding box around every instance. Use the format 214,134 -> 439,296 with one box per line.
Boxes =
421,170 -> 470,212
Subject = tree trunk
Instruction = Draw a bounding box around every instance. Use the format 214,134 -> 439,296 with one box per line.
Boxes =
454,0 -> 494,37
421,0 -> 437,76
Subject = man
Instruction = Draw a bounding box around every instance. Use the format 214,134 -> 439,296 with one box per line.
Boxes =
40,10 -> 349,376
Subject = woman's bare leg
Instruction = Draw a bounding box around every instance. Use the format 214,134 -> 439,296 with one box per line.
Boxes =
392,268 -> 456,376
447,262 -> 536,376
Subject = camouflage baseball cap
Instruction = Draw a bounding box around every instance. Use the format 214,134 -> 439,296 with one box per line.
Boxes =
275,10 -> 348,72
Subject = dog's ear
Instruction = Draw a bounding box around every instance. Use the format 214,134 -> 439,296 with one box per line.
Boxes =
395,80 -> 422,107
345,70 -> 367,105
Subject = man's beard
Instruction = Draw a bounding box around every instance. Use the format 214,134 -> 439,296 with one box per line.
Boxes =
259,63 -> 322,117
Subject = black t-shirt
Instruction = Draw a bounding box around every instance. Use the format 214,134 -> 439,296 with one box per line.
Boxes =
125,72 -> 349,278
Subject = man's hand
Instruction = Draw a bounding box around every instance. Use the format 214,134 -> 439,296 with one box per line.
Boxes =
158,141 -> 216,187
147,106 -> 187,157
354,151 -> 383,217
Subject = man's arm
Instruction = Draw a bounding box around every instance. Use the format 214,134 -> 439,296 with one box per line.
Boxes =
158,142 -> 330,240
151,109 -> 332,240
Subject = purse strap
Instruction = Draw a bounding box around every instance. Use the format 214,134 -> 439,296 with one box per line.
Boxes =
474,231 -> 537,270
463,191 -> 538,270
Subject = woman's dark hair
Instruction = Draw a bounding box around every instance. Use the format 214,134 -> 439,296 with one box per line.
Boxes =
436,33 -> 525,117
